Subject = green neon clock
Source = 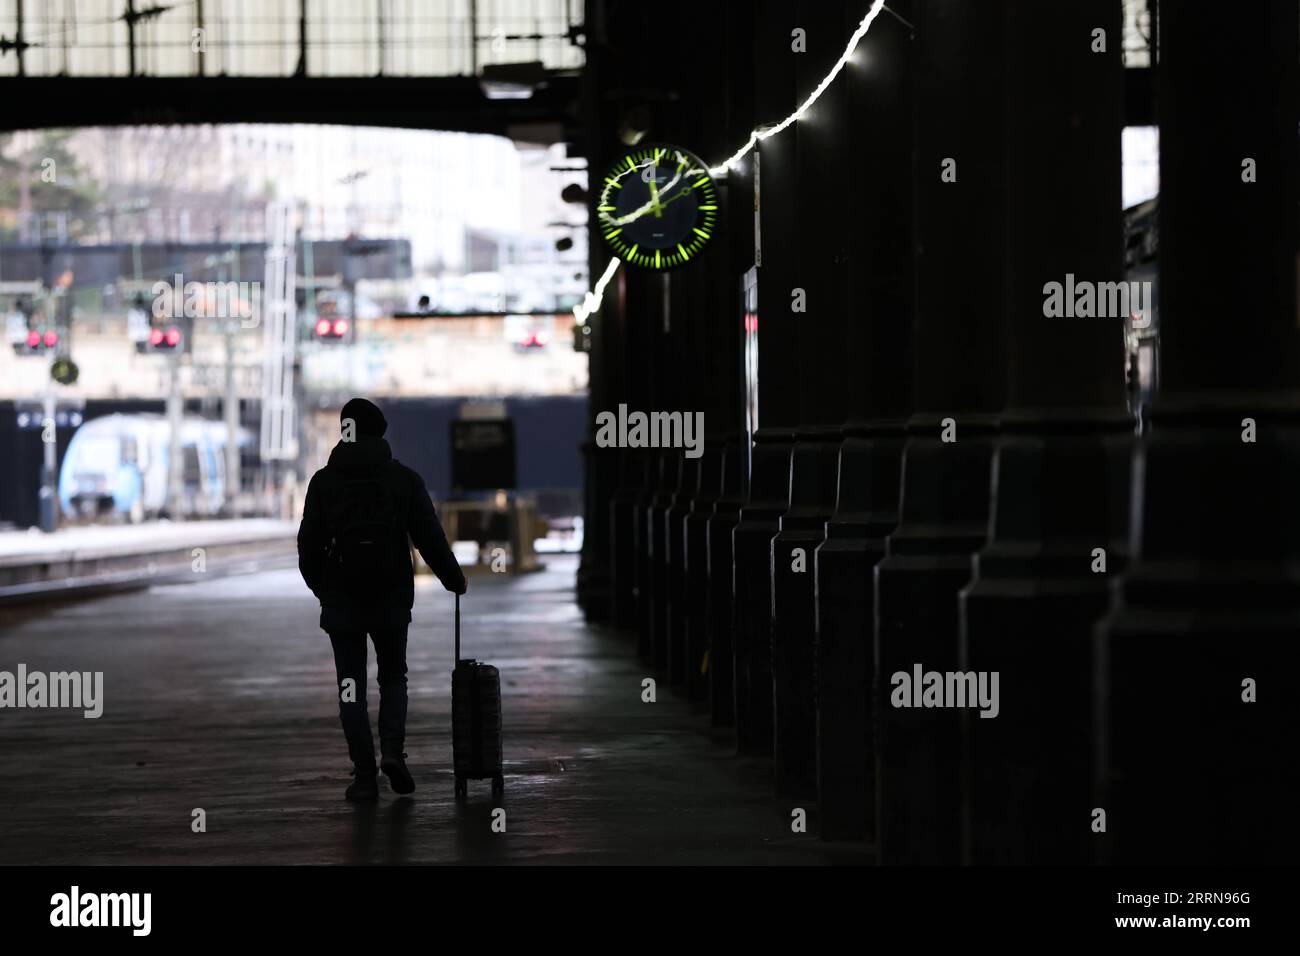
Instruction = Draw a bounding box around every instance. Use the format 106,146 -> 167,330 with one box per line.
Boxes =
597,144 -> 719,271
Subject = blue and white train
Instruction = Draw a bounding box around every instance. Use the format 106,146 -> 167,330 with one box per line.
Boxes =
58,413 -> 255,522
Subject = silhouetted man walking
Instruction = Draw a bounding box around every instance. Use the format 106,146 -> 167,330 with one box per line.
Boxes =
298,398 -> 467,801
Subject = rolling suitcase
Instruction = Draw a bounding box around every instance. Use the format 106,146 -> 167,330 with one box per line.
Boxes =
451,593 -> 504,799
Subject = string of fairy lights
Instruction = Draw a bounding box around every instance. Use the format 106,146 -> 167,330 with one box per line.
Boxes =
572,0 -> 889,327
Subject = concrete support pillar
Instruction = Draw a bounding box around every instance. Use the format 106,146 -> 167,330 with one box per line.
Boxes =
874,0 -> 1007,864
647,453 -> 682,672
959,0 -> 1130,866
731,0 -> 801,757
609,449 -> 648,628
665,455 -> 699,684
759,0 -> 852,801
734,429 -> 794,755
816,423 -> 906,838
585,0 -> 745,643
575,0 -> 621,621
1094,0 -> 1300,865
698,4 -> 758,728
633,451 -> 664,660
813,0 -> 915,841
772,427 -> 840,795
578,437 -> 619,621
683,443 -> 722,701
707,438 -> 745,725
768,0 -> 853,798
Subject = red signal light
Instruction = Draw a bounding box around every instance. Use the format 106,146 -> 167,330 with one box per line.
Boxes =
165,327 -> 181,347
43,330 -> 58,348
332,318 -> 350,337
315,318 -> 332,337
26,330 -> 40,348
149,328 -> 164,346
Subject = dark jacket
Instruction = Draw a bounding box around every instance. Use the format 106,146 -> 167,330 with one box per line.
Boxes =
297,435 -> 466,632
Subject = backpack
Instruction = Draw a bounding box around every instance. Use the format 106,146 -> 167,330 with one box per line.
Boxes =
327,474 -> 400,597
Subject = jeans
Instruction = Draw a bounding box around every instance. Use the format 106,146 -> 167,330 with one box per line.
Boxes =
328,626 -> 409,774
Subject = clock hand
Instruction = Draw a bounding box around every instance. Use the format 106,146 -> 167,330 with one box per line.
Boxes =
605,168 -> 688,226
648,176 -> 665,219
651,184 -> 698,211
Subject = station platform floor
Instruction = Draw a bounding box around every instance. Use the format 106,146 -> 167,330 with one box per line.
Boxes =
0,555 -> 868,864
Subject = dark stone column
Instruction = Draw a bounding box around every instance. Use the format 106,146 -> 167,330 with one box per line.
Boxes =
812,0 -> 914,841
577,440 -> 608,618
586,0 -> 744,640
733,428 -> 794,755
604,208 -> 663,653
816,423 -> 906,839
1094,0 -> 1300,865
631,449 -> 661,658
609,449 -> 647,628
768,0 -> 854,799
958,0 -> 1131,866
649,452 -> 682,672
643,452 -> 678,668
730,0 -> 801,757
707,437 -> 745,725
675,4 -> 754,722
689,2 -> 759,726
640,0 -> 747,683
598,154 -> 662,648
873,0 -> 1007,864
771,427 -> 840,796
683,443 -> 722,701
575,0 -> 621,621
665,455 -> 699,685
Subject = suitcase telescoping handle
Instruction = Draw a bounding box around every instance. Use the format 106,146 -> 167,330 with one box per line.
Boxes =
455,592 -> 461,664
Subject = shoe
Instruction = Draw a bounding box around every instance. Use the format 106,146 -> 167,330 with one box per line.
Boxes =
346,768 -> 379,802
380,752 -> 416,795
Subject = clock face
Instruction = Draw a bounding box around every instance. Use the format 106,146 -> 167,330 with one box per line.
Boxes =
597,144 -> 719,271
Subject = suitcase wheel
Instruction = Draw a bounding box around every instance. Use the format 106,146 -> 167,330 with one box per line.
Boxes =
492,774 -> 504,798
455,777 -> 467,801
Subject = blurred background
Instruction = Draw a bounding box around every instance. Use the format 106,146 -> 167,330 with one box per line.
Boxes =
0,121 -> 589,534
0,2 -> 594,568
